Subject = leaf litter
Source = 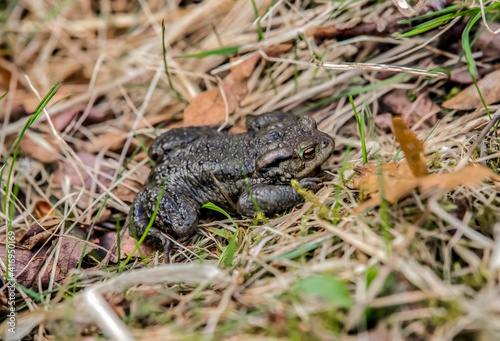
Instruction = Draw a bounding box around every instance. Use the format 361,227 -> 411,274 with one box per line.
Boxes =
2,1 -> 500,340
353,118 -> 500,213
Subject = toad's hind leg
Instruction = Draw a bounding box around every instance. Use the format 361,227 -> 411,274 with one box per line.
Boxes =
154,188 -> 201,240
128,187 -> 168,250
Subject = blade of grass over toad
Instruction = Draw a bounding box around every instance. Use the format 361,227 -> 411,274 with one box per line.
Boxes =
251,0 -> 264,42
203,203 -> 240,267
162,20 -> 188,105
176,45 -> 241,59
350,96 -> 367,164
219,226 -> 238,268
2,82 -> 60,281
0,92 -> 7,101
121,178 -> 169,270
295,73 -> 407,115
203,203 -> 239,230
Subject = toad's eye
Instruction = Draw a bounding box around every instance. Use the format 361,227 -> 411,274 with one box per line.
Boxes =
303,147 -> 315,159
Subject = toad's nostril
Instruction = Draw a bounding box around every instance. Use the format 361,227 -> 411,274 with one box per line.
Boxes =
321,139 -> 329,147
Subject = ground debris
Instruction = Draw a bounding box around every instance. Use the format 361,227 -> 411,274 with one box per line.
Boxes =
353,162 -> 500,213
443,69 -> 500,110
183,44 -> 291,127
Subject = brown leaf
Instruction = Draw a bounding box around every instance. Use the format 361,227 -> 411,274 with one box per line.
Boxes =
98,231 -> 156,263
50,152 -> 114,191
183,55 -> 259,127
381,90 -> 438,129
19,217 -> 62,250
82,131 -> 129,153
34,201 -> 56,219
476,23 -> 500,58
52,104 -> 81,132
1,226 -> 97,289
353,163 -> 499,214
19,135 -> 60,163
442,69 -> 500,110
374,113 -> 393,132
419,166 -> 500,190
308,16 -> 405,41
183,44 -> 291,127
112,178 -> 143,203
392,117 -> 428,177
353,162 -> 417,204
450,68 -> 474,84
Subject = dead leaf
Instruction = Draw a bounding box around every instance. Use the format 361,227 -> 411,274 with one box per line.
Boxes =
19,135 -> 60,163
353,162 -> 418,204
183,44 -> 291,127
450,68 -> 474,84
0,225 -> 97,289
82,131 -> 130,153
98,231 -> 156,263
34,201 -> 56,219
419,166 -> 499,190
476,23 -> 500,58
19,217 -> 62,250
392,117 -> 428,177
374,113 -> 393,132
50,152 -> 114,191
50,152 -> 115,209
442,69 -> 500,110
353,163 -> 500,214
52,104 -> 80,132
112,178 -> 143,203
381,90 -> 438,129
308,16 -> 405,41
183,55 -> 258,127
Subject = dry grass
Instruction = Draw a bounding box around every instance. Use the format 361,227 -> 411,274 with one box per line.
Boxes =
1,0 -> 500,340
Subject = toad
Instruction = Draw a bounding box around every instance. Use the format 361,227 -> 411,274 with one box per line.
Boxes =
129,112 -> 335,249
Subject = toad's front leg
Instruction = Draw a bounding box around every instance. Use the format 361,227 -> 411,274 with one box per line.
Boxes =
236,178 -> 322,217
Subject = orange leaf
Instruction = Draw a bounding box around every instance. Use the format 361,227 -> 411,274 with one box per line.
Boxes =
35,200 -> 55,219
420,166 -> 500,190
392,117 -> 428,177
353,164 -> 499,214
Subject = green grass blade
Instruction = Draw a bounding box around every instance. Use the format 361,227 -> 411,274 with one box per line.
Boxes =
203,202 -> 239,230
462,12 -> 482,77
162,20 -> 188,105
251,0 -> 264,42
349,96 -> 367,164
397,5 -> 461,24
203,203 -> 240,267
176,45 -> 240,59
2,82 -> 60,281
296,73 -> 407,115
121,179 -> 169,269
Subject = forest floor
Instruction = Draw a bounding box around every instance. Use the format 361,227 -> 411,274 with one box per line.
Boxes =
2,1 -> 500,340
